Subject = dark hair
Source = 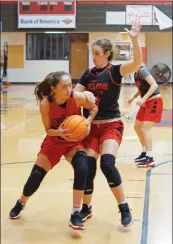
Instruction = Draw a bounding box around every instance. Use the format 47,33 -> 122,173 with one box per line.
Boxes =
92,38 -> 114,61
34,71 -> 70,102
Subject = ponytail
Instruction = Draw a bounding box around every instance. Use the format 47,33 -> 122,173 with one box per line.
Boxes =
34,73 -> 53,102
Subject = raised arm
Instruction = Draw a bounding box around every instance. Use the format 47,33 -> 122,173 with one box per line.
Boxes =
120,20 -> 143,77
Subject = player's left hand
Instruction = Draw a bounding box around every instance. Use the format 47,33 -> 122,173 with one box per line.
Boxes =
127,97 -> 134,104
124,19 -> 142,40
136,98 -> 146,107
58,124 -> 79,142
84,91 -> 96,104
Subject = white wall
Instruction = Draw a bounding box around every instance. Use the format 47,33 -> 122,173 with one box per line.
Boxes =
3,32 -> 171,83
146,33 -> 172,82
1,32 -> 69,83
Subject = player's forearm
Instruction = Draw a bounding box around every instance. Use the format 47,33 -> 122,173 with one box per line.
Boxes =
142,84 -> 158,100
131,39 -> 143,66
46,128 -> 60,137
87,105 -> 98,123
133,91 -> 140,99
120,39 -> 143,76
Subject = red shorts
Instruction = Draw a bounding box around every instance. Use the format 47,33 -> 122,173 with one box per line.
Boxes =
38,136 -> 84,168
84,120 -> 124,154
136,97 -> 163,123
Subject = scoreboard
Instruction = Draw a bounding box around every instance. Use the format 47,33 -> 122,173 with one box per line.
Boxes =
18,1 -> 76,28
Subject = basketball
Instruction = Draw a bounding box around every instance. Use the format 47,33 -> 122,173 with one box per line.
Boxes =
4,81 -> 11,88
62,115 -> 88,141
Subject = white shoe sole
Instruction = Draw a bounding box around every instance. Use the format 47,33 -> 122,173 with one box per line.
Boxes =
9,213 -> 21,219
121,219 -> 133,228
69,222 -> 85,230
134,157 -> 146,162
82,213 -> 92,222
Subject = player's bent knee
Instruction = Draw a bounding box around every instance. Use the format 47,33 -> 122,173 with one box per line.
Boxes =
72,151 -> 88,190
23,165 -> 47,197
100,154 -> 122,188
86,148 -> 99,159
140,127 -> 150,133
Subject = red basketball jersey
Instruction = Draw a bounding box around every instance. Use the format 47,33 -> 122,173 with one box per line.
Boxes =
38,93 -> 83,167
48,93 -> 81,130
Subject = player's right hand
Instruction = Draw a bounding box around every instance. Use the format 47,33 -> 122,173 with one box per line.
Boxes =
56,126 -> 72,139
57,125 -> 80,142
124,19 -> 142,40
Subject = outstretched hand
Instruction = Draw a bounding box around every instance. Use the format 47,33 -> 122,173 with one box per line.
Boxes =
124,19 -> 142,40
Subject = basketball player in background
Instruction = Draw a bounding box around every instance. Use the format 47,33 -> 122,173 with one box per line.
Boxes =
9,71 -> 98,231
74,20 -> 142,227
127,65 -> 163,167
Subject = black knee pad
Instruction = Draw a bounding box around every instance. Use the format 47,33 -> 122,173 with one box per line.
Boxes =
23,165 -> 47,197
84,157 -> 97,195
100,154 -> 122,188
72,151 -> 88,191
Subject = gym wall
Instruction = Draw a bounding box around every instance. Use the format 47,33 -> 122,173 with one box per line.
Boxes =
1,2 -> 172,83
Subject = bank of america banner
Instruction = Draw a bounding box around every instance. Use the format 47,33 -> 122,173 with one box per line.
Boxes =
18,1 -> 76,28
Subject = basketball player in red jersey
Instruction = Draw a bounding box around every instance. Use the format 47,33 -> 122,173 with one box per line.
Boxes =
9,71 -> 98,230
128,65 -> 163,168
74,20 -> 142,227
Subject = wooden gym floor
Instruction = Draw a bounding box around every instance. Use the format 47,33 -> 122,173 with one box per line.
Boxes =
1,84 -> 172,244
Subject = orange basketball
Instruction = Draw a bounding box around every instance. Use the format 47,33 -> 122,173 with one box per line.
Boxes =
62,115 -> 88,141
4,81 -> 11,88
